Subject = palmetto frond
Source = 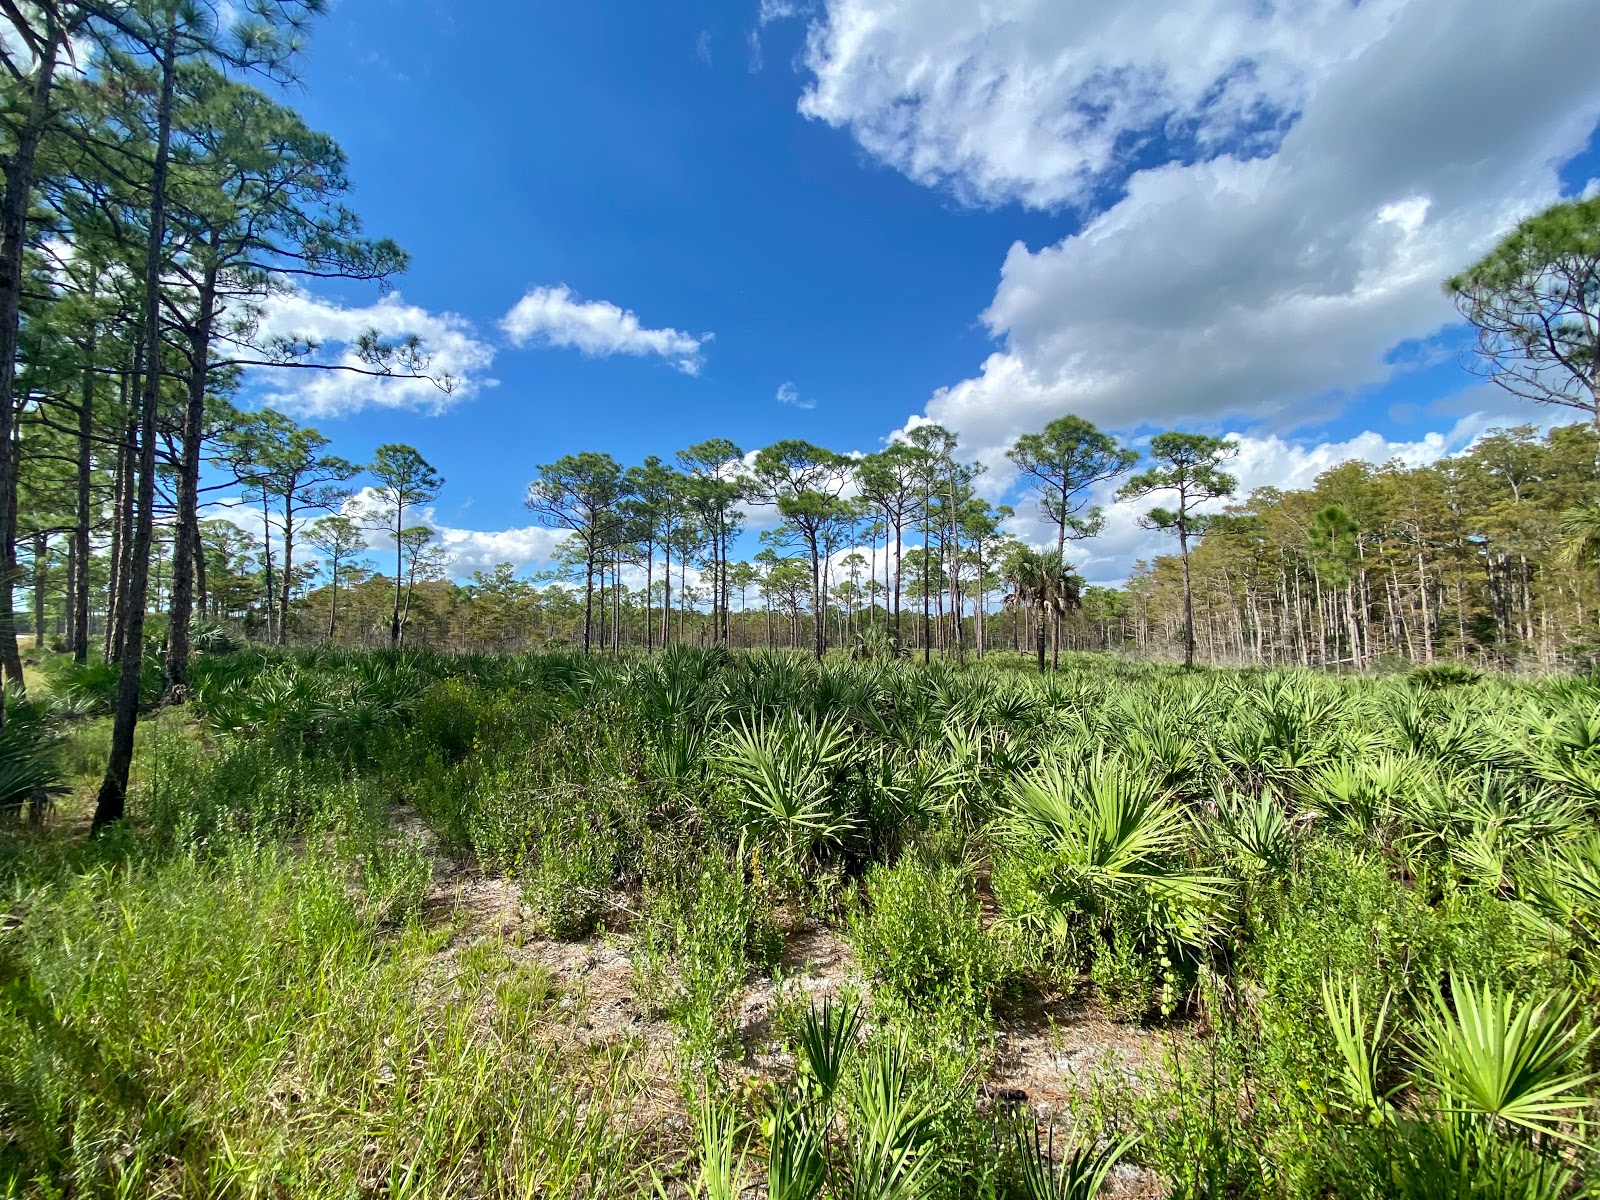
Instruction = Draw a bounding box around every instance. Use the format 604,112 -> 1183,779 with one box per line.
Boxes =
1011,1121 -> 1134,1200
1321,976 -> 1398,1120
716,712 -> 856,864
1002,756 -> 1230,949
840,1039 -> 948,1200
1414,979 -> 1597,1145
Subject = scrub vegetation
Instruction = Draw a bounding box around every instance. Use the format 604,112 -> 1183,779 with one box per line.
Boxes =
4,646 -> 1598,1198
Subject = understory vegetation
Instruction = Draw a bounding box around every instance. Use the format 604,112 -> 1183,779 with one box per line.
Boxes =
4,647 -> 1600,1198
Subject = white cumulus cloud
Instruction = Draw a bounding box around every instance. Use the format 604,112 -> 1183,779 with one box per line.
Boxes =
804,0 -> 1600,467
247,289 -> 497,419
500,285 -> 709,375
800,0 -> 1402,210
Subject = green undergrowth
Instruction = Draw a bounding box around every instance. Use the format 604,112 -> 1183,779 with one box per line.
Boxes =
3,647 -> 1598,1197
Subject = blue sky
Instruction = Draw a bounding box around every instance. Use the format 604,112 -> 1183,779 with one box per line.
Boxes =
231,0 -> 1600,585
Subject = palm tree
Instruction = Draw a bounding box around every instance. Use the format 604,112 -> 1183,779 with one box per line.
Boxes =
1557,498 -> 1600,594
1003,547 -> 1082,673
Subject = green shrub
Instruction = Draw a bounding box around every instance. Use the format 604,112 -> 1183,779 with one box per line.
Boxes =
993,756 -> 1230,1018
848,849 -> 1005,1019
634,851 -> 780,1068
524,788 -> 621,940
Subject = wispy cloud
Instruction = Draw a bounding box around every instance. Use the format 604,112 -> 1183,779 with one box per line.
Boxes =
776,381 -> 814,409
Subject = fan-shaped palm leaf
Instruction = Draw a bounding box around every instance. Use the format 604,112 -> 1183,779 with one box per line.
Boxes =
1414,979 -> 1596,1145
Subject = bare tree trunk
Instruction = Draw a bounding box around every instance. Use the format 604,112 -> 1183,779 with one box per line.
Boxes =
261,488 -> 277,643
72,330 -> 95,663
810,540 -> 825,661
661,522 -> 672,649
108,413 -> 138,665
388,509 -> 403,647
581,544 -> 594,653
165,264 -> 218,691
1417,551 -> 1433,663
1178,524 -> 1195,668
95,20 -> 178,833
644,543 -> 654,652
30,532 -> 47,647
279,496 -> 297,647
327,556 -> 339,640
63,534 -> 77,653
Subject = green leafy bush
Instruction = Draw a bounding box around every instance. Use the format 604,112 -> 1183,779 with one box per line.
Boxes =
634,851 -> 780,1067
848,849 -> 1005,1018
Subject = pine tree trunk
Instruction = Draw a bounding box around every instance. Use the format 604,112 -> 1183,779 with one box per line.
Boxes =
1417,552 -> 1433,663
165,265 -> 217,691
581,543 -> 594,653
31,532 -> 46,647
261,489 -> 277,643
327,556 -> 339,640
63,536 -> 76,653
389,509 -> 403,646
662,522 -> 672,649
810,538 -> 825,661
105,412 -> 128,663
1178,523 -> 1195,668
72,329 -> 94,663
94,21 -> 179,833
279,494 -> 296,647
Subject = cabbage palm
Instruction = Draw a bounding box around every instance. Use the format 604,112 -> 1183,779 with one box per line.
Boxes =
1003,547 -> 1082,674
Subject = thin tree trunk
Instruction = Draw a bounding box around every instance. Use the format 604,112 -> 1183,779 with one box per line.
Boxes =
892,515 -> 904,649
30,532 -> 46,648
922,497 -> 931,665
279,492 -> 296,647
581,544 -> 594,653
810,540 -> 825,661
327,555 -> 339,640
104,413 -> 127,662
1178,523 -> 1195,669
1417,551 -> 1433,663
165,263 -> 217,690
72,328 -> 95,663
389,507 -> 404,646
63,534 -> 76,653
95,19 -> 178,832
108,414 -> 137,663
260,488 -> 276,642
662,521 -> 672,649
